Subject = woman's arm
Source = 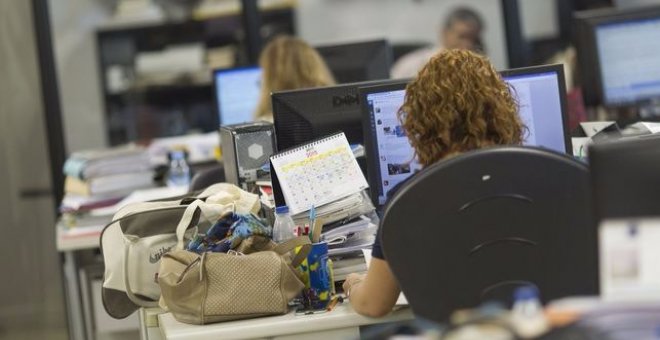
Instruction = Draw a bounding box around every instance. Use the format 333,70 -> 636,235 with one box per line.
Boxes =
342,257 -> 401,318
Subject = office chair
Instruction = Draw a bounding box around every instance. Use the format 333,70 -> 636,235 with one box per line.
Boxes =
189,164 -> 225,192
381,146 -> 598,323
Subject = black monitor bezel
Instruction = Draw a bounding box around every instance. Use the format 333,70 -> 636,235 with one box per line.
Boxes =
500,63 -> 572,155
574,5 -> 660,107
212,65 -> 261,127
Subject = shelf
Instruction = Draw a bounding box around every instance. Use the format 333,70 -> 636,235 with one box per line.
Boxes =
97,1 -> 296,34
97,2 -> 295,146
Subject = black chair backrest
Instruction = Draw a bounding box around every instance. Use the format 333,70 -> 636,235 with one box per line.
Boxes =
189,164 -> 225,193
381,146 -> 598,323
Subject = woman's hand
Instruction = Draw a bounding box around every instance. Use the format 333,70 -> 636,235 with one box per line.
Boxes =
343,273 -> 366,297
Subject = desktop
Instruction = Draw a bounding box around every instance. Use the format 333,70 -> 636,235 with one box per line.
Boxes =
575,6 -> 660,107
589,135 -> 660,221
361,64 -> 570,206
316,40 -> 392,84
213,66 -> 262,126
271,79 -> 394,151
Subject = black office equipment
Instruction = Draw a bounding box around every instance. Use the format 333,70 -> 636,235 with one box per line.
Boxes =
360,64 -> 571,207
381,146 -> 598,323
575,6 -> 660,107
189,164 -> 225,192
220,122 -> 275,191
316,39 -> 392,84
272,79 -> 393,151
213,66 -> 262,126
589,135 -> 660,221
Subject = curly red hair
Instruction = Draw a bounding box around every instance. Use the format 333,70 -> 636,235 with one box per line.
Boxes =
399,49 -> 525,166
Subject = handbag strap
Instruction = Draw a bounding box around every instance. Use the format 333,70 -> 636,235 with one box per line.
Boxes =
272,236 -> 312,268
175,199 -> 234,249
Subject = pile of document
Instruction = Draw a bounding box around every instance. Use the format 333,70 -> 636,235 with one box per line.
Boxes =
322,214 -> 378,282
291,191 -> 375,227
61,145 -> 154,228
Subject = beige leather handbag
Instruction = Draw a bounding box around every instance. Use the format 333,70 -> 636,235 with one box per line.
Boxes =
158,235 -> 311,324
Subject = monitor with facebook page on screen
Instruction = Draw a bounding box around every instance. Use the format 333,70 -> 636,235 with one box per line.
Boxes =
213,66 -> 262,126
361,64 -> 570,207
316,39 -> 393,84
575,6 -> 660,106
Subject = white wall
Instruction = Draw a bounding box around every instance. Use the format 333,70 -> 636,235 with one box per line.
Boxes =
519,0 -> 559,40
296,0 -> 509,69
49,0 -> 112,152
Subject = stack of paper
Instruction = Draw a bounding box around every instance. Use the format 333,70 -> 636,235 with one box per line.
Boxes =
61,145 -> 155,228
322,215 -> 377,256
291,191 -> 375,228
331,254 -> 368,282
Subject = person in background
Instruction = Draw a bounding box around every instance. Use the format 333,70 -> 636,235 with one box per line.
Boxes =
391,7 -> 485,79
254,35 -> 335,121
343,49 -> 526,317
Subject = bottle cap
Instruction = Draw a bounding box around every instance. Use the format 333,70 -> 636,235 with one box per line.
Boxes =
514,286 -> 539,301
275,206 -> 289,214
171,150 -> 185,160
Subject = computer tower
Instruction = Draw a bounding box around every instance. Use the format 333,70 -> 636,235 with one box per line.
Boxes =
220,122 -> 275,191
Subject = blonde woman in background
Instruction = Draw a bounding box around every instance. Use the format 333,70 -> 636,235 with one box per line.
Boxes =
254,36 -> 336,121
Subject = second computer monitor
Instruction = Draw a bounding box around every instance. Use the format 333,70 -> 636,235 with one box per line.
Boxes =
214,66 -> 262,126
316,39 -> 392,84
271,79 -> 393,151
361,64 -> 570,206
575,6 -> 660,106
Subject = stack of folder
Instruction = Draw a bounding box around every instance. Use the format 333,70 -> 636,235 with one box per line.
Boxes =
60,145 -> 154,228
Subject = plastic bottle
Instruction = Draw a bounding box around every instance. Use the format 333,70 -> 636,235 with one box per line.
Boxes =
167,150 -> 191,188
510,286 -> 549,338
273,206 -> 296,243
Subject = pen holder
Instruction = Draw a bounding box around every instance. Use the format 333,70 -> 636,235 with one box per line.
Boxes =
299,241 -> 333,310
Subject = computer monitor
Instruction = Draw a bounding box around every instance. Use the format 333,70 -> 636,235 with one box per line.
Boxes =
213,66 -> 262,126
501,64 -> 571,153
271,79 -> 393,151
316,40 -> 392,84
361,64 -> 570,206
575,6 -> 660,106
589,135 -> 660,221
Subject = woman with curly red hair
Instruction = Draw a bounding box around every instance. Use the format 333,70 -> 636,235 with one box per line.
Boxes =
343,49 -> 526,317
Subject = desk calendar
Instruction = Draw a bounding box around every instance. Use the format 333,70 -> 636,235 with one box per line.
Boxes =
270,133 -> 368,215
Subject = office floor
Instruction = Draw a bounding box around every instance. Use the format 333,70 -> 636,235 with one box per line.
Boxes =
0,327 -> 139,340
0,327 -> 67,340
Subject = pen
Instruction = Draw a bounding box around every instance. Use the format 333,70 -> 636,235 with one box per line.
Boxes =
326,295 -> 343,311
308,205 -> 316,242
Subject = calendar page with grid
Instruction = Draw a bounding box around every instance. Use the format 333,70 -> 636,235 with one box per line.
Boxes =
270,133 -> 368,215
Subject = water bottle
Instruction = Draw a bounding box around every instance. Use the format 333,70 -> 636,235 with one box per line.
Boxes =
167,150 -> 191,188
273,206 -> 296,243
511,286 -> 548,338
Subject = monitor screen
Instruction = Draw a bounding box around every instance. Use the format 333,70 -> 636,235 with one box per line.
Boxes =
595,17 -> 660,105
316,40 -> 392,84
363,86 -> 423,205
501,66 -> 568,154
214,67 -> 262,126
362,65 -> 569,206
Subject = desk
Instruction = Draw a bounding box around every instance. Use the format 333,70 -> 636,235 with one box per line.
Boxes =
57,222 -> 105,340
157,304 -> 414,340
